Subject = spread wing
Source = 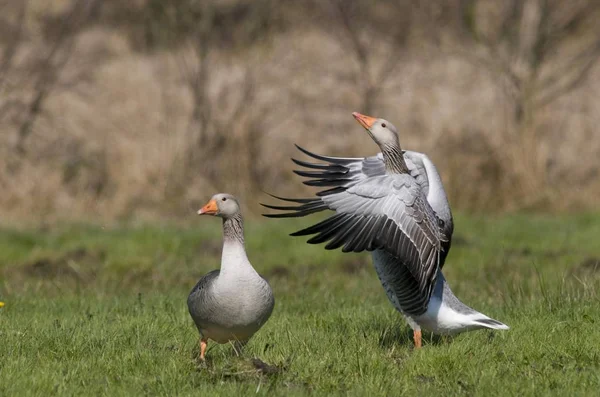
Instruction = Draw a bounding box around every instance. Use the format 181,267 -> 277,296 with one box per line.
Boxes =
280,146 -> 452,261
290,145 -> 430,196
262,147 -> 447,304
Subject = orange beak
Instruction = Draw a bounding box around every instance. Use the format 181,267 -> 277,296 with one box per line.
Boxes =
352,112 -> 377,130
197,199 -> 218,215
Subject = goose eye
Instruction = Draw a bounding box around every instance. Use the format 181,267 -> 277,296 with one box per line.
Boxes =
221,197 -> 227,201
381,123 -> 386,128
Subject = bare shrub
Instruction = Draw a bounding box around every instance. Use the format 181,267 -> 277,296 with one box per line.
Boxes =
440,0 -> 600,210
0,0 -> 598,223
315,0 -> 414,114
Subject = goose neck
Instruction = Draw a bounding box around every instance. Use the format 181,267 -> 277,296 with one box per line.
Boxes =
382,143 -> 409,174
219,213 -> 252,275
223,213 -> 244,245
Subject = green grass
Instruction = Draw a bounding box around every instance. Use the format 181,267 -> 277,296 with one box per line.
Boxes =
1,213 -> 600,396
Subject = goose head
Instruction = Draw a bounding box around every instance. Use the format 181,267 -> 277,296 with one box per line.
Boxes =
197,193 -> 240,218
352,112 -> 400,149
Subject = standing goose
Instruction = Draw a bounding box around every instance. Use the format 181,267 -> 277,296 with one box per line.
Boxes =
262,112 -> 508,348
188,193 -> 275,360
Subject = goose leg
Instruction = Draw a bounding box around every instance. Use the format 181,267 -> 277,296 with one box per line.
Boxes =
200,338 -> 208,360
413,329 -> 422,349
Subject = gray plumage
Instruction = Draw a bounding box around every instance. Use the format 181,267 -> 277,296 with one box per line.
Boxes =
264,147 -> 446,315
189,193 -> 275,352
262,114 -> 508,337
187,266 -> 274,344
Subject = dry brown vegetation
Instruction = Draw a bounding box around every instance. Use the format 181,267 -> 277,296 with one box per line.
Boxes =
0,0 -> 599,223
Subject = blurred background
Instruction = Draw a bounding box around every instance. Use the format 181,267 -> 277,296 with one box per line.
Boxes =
1,4 -> 600,391
1,0 -> 598,224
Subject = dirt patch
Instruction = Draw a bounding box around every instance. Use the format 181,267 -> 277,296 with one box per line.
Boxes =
504,247 -> 533,257
580,257 -> 600,271
415,374 -> 435,384
251,358 -> 286,375
451,235 -> 470,247
266,266 -> 291,279
339,257 -> 369,274
196,240 -> 222,257
19,248 -> 105,282
506,247 -> 572,259
574,257 -> 600,274
265,258 -> 369,279
540,248 -> 571,258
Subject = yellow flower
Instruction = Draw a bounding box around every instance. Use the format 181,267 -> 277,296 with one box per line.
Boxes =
0,302 -> 4,308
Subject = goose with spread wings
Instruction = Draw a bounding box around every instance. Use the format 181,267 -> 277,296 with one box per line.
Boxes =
262,112 -> 508,348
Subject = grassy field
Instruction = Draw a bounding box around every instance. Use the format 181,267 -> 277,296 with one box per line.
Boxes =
1,213 -> 600,396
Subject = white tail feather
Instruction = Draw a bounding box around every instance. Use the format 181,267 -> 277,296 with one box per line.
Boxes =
472,315 -> 510,330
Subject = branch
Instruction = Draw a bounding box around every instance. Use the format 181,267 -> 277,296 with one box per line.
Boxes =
453,0 -> 523,96
443,45 -> 521,100
536,2 -> 600,58
327,0 -> 368,78
499,0 -> 523,48
373,6 -> 412,88
535,40 -> 600,107
15,0 -> 100,153
0,0 -> 28,93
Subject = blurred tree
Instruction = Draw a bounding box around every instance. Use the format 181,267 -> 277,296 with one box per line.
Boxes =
0,0 -> 101,155
151,0 -> 279,197
0,0 -> 27,126
318,0 -> 414,114
106,0 -> 278,52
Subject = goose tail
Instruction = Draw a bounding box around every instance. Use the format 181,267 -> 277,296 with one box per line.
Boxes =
470,314 -> 510,330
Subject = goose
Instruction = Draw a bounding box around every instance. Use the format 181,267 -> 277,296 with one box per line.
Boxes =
262,112 -> 508,348
188,193 -> 275,360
